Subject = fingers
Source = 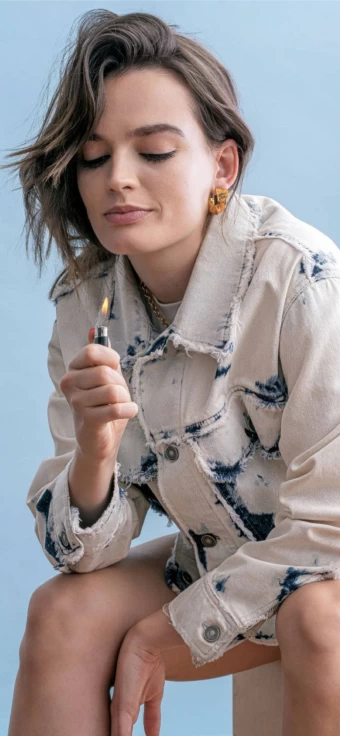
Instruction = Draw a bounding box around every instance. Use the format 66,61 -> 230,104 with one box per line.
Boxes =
61,365 -> 126,391
110,638 -> 164,736
143,698 -> 162,736
70,383 -> 131,410
76,400 -> 139,425
114,711 -> 133,736
69,342 -> 120,371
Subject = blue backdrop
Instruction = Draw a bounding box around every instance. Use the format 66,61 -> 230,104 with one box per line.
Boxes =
1,2 -> 339,734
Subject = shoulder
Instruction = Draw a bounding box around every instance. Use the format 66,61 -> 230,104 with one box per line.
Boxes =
242,194 -> 340,306
49,256 -> 116,305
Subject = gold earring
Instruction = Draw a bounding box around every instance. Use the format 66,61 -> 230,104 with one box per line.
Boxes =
208,187 -> 229,215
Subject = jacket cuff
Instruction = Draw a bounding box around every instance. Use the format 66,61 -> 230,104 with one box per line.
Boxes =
164,574 -> 265,668
51,457 -> 123,564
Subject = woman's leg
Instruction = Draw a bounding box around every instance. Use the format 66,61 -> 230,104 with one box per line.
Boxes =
8,531 -> 281,736
8,533 -> 178,736
276,579 -> 340,736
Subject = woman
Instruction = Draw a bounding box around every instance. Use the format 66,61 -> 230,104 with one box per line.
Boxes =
5,9 -> 340,736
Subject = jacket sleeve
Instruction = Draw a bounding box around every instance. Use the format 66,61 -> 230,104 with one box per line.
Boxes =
163,275 -> 340,667
26,318 -> 150,574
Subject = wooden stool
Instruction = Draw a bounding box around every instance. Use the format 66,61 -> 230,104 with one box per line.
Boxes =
233,660 -> 283,735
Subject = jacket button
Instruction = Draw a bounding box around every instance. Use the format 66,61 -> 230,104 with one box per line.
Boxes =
180,570 -> 192,586
60,531 -> 68,547
201,534 -> 217,547
203,625 -> 221,643
164,445 -> 179,461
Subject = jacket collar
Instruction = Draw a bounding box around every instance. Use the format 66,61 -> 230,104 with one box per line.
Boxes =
95,192 -> 258,368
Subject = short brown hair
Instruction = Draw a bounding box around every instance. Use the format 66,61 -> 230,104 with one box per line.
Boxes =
1,9 -> 255,301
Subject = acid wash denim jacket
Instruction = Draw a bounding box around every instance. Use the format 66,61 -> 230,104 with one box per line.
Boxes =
26,192 -> 340,668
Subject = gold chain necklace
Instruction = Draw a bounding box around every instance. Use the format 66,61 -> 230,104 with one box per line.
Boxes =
138,278 -> 171,329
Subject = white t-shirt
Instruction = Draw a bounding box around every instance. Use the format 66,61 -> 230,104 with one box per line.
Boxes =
147,293 -> 182,331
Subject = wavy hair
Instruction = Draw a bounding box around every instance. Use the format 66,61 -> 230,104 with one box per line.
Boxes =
1,9 -> 255,301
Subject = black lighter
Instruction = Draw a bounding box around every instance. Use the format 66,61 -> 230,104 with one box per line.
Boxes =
94,326 -> 109,347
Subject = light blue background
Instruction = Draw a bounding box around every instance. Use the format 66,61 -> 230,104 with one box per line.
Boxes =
1,1 -> 339,734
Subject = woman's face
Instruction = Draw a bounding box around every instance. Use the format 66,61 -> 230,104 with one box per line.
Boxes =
76,67 -> 237,258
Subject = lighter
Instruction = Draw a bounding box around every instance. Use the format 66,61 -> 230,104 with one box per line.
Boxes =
94,297 -> 109,346
94,326 -> 109,347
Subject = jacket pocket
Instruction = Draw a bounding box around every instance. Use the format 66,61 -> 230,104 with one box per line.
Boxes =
185,390 -> 286,546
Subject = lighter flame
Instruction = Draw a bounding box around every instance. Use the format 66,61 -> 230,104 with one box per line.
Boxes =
101,297 -> 109,318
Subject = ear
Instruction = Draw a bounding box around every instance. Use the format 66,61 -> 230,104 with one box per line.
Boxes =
213,139 -> 239,191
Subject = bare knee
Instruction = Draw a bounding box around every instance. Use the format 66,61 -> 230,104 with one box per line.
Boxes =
21,543 -> 173,664
20,534 -> 177,684
275,580 -> 340,668
21,578 -> 84,661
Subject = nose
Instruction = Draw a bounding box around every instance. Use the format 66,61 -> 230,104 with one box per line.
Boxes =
106,152 -> 138,192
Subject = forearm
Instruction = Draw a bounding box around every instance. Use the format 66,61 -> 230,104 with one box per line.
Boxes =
68,446 -> 117,528
162,633 -> 281,682
132,607 -> 281,682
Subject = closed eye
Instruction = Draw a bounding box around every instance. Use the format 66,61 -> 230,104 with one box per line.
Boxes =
79,151 -> 176,168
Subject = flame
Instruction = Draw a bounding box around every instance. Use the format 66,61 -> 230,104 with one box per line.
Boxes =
101,296 -> 109,319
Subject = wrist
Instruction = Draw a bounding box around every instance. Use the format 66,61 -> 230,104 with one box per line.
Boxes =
130,606 -> 185,654
75,443 -> 118,466
68,446 -> 118,527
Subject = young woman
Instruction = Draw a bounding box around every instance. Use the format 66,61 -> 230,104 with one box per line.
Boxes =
5,9 -> 340,736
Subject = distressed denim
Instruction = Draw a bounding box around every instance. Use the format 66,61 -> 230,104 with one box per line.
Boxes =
27,192 -> 340,667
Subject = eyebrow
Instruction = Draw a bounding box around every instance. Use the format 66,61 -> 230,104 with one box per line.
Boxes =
88,123 -> 186,142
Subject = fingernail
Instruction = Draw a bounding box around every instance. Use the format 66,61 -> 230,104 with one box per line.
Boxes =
88,327 -> 95,341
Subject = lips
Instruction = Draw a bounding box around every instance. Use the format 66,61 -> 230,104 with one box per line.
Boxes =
104,209 -> 152,224
105,206 -> 150,214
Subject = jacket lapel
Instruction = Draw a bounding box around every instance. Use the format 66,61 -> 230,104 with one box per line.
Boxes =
94,192 -> 258,368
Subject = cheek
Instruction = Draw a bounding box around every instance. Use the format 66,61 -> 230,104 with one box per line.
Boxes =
160,171 -> 191,208
166,161 -> 210,208
76,176 -> 89,209
77,175 -> 100,212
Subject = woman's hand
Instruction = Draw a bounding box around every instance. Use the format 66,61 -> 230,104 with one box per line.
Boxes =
110,607 -> 187,736
60,328 -> 138,461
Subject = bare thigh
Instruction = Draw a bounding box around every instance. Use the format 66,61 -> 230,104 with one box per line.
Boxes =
25,533 -> 178,688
